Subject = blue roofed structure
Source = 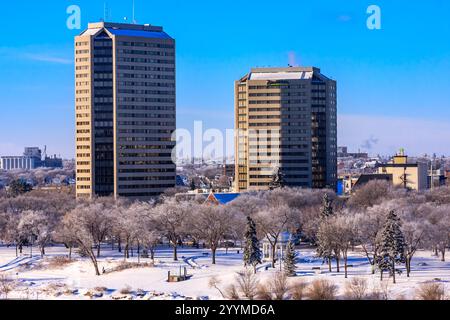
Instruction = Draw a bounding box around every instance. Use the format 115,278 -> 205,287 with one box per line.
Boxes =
205,193 -> 241,205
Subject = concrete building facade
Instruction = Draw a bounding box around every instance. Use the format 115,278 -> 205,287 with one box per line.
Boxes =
75,22 -> 176,199
0,147 -> 62,170
0,156 -> 37,170
234,67 -> 337,192
377,151 -> 428,191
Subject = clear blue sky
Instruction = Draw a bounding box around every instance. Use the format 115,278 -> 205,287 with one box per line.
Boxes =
1,0 -> 450,158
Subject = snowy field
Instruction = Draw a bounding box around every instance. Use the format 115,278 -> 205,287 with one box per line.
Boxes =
0,245 -> 449,300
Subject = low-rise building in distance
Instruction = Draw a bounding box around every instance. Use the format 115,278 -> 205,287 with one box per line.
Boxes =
0,147 -> 62,171
377,149 -> 428,191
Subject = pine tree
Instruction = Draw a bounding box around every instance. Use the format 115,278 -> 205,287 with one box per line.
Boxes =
284,239 -> 297,277
243,216 -> 262,273
317,194 -> 334,271
269,167 -> 285,190
377,210 -> 406,284
8,179 -> 33,197
320,193 -> 333,219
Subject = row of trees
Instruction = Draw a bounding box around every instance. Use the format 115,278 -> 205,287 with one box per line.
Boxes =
0,187 -> 326,275
1,181 -> 450,280
315,181 -> 450,283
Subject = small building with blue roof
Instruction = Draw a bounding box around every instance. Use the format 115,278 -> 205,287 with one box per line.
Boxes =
205,193 -> 241,205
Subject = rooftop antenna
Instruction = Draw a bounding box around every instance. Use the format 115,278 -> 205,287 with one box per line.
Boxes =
132,0 -> 137,24
103,2 -> 111,22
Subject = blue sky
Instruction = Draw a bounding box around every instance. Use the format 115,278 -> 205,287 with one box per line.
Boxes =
1,0 -> 450,158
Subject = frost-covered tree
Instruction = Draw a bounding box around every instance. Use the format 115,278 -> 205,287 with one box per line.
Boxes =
189,204 -> 232,264
316,214 -> 356,275
400,204 -> 429,277
284,239 -> 297,277
142,229 -> 161,261
377,210 -> 406,283
114,202 -> 148,261
1,212 -> 27,257
426,205 -> 450,262
243,216 -> 262,273
316,220 -> 336,272
61,205 -> 102,276
254,204 -> 294,268
224,206 -> 247,251
320,193 -> 333,220
18,210 -> 57,257
331,214 -> 357,278
0,212 -> 7,241
353,205 -> 388,274
347,180 -> 394,210
153,198 -> 191,261
82,199 -> 115,258
132,203 -> 157,264
53,221 -> 77,260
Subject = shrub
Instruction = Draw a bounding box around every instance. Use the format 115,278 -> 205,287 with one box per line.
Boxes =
120,285 -> 133,295
0,274 -> 15,299
416,282 -> 445,300
305,279 -> 337,300
225,284 -> 240,300
208,276 -> 226,299
105,261 -> 154,274
379,280 -> 391,300
270,272 -> 289,300
255,273 -> 290,300
366,287 -> 382,300
290,280 -> 308,300
136,288 -> 146,297
47,256 -> 74,269
256,283 -> 273,300
344,278 -> 368,300
235,269 -> 258,300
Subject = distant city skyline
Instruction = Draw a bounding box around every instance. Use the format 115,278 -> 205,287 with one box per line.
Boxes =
1,0 -> 450,158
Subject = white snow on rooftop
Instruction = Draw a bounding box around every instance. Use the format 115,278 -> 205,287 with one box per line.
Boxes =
80,28 -> 103,36
249,71 -> 313,81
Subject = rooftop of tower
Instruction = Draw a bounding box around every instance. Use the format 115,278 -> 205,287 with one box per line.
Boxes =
80,22 -> 172,40
239,66 -> 333,82
248,67 -> 319,81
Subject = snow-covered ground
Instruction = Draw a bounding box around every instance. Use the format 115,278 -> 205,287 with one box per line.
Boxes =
0,245 -> 449,300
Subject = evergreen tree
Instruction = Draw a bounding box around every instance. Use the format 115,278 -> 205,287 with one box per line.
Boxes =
320,193 -> 333,219
269,167 -> 285,190
284,239 -> 297,277
8,179 -> 33,197
317,194 -> 334,271
377,210 -> 406,284
243,216 -> 262,273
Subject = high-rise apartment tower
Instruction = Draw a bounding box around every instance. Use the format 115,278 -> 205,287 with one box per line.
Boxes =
75,22 -> 176,199
234,67 -> 337,191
